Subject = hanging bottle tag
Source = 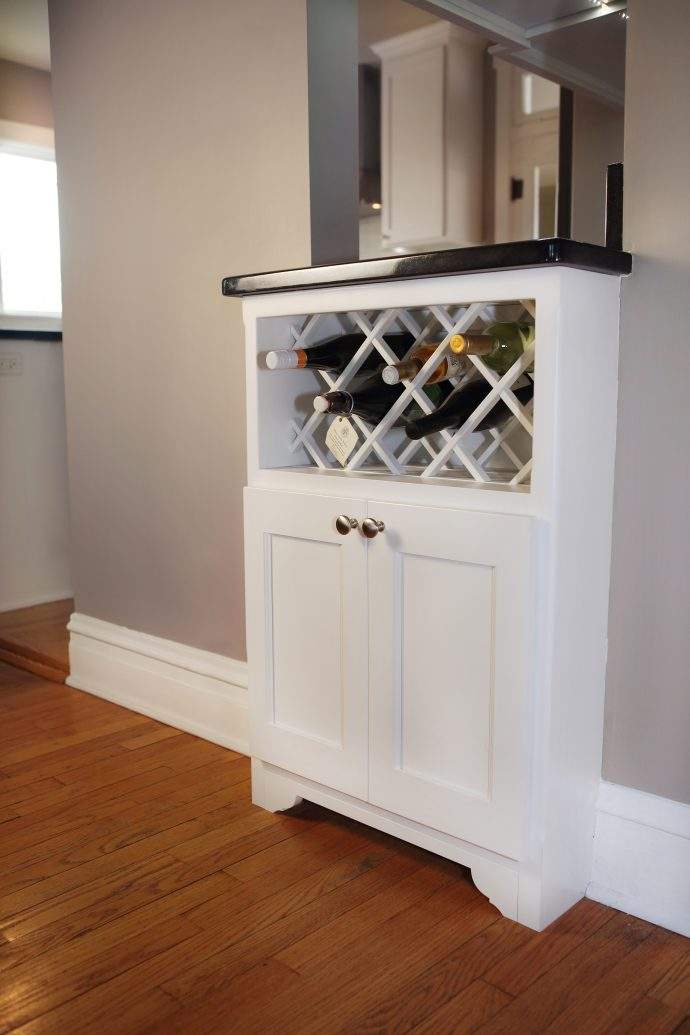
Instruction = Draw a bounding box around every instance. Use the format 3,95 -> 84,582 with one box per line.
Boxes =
326,416 -> 358,467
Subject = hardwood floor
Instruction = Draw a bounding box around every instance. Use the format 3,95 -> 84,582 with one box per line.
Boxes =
0,661 -> 688,1034
0,600 -> 72,684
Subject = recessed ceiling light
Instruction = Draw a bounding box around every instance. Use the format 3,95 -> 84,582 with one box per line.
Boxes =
371,202 -> 382,210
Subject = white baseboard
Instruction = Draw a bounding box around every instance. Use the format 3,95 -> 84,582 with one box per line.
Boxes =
67,613 -> 249,755
588,780 -> 690,938
0,589 -> 73,614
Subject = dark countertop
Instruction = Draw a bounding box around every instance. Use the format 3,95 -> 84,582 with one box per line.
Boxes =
0,329 -> 62,341
222,238 -> 632,297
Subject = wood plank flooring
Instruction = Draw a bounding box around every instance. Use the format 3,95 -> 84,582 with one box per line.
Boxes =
0,600 -> 72,684
1,660 -> 689,1034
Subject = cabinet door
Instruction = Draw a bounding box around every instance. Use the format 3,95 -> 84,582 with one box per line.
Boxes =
367,501 -> 533,858
245,488 -> 368,798
381,45 -> 446,246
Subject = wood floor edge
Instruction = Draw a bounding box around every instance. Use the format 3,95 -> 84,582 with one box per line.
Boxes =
0,640 -> 68,684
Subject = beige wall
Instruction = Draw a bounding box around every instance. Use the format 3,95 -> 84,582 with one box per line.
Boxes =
0,57 -> 53,127
571,93 -> 624,246
604,0 -> 690,804
48,0 -> 311,659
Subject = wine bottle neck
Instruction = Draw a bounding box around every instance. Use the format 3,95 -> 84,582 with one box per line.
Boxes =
313,391 -> 353,415
449,334 -> 493,357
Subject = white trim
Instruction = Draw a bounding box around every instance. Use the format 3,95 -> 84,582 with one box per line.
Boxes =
67,613 -> 249,755
405,0 -> 529,47
488,42 -> 625,110
0,590 -> 73,614
252,759 -> 522,925
0,315 -> 62,333
525,1 -> 627,41
588,781 -> 690,938
370,21 -> 484,60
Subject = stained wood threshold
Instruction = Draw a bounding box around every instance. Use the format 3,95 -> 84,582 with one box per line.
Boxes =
0,638 -> 68,684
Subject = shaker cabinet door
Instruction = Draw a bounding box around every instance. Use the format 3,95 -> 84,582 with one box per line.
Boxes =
381,45 -> 446,247
244,488 -> 368,798
367,501 -> 534,859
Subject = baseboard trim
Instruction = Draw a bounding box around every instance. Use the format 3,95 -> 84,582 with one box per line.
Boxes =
588,780 -> 690,938
67,613 -> 249,755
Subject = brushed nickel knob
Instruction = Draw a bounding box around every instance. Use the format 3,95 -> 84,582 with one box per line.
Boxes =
335,515 -> 358,535
361,518 -> 385,539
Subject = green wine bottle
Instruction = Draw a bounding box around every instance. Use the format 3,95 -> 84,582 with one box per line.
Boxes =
450,322 -> 534,376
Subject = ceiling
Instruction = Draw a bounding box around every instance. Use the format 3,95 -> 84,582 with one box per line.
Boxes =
0,0 -> 50,70
410,0 -> 627,104
450,0 -> 606,29
532,9 -> 626,89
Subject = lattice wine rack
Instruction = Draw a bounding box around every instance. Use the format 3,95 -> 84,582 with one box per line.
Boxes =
278,298 -> 536,488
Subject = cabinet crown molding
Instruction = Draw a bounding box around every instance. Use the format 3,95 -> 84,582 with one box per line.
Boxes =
370,21 -> 484,62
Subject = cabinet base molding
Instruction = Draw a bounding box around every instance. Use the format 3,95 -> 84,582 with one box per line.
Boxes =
251,758 -> 540,928
68,613 -> 249,754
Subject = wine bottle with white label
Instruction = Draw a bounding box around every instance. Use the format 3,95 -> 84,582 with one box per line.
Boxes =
404,376 -> 534,440
381,343 -> 468,386
265,332 -> 414,374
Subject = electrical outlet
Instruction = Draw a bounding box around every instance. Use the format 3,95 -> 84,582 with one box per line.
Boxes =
0,355 -> 22,376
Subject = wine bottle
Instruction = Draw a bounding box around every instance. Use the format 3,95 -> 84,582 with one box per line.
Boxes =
313,375 -> 443,426
449,322 -> 535,376
265,332 -> 414,374
404,376 -> 534,440
381,343 -> 468,386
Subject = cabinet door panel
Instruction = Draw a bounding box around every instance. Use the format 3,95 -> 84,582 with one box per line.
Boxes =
245,488 -> 368,798
368,501 -> 533,858
382,45 -> 445,244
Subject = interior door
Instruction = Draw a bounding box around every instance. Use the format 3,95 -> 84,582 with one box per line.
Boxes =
367,500 -> 534,859
245,488 -> 368,798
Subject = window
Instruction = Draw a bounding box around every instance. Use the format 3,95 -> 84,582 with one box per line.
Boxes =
0,151 -> 62,317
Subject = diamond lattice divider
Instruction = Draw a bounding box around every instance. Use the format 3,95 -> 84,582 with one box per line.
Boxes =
286,298 -> 536,488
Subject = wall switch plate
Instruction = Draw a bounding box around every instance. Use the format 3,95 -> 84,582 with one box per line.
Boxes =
0,355 -> 23,376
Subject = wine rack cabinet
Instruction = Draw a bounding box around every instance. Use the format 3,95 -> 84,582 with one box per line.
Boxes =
236,263 -> 624,931
253,297 -> 535,490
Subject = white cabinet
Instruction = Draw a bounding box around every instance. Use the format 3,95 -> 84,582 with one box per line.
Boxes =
372,24 -> 485,250
238,264 -> 623,931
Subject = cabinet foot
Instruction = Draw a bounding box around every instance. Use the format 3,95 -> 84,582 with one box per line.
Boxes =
251,758 -> 303,813
468,859 -> 519,922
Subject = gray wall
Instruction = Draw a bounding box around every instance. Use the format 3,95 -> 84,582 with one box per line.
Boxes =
604,0 -> 690,804
48,0 -> 311,659
307,0 -> 358,264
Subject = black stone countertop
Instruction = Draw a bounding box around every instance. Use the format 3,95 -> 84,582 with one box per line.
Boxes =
0,329 -> 62,341
222,238 -> 632,297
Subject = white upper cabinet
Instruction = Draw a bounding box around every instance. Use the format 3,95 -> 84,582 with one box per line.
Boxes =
373,24 -> 485,251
